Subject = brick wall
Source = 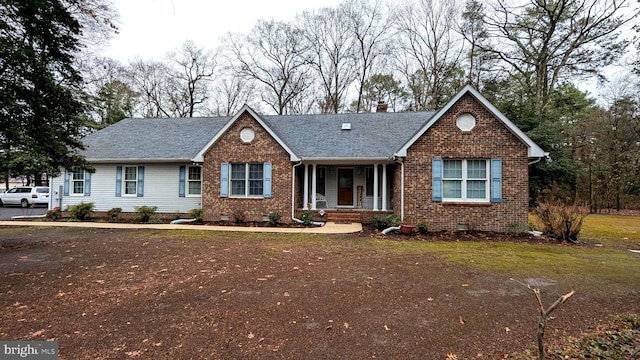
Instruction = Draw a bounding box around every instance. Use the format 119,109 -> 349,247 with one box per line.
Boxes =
401,93 -> 530,232
201,112 -> 293,223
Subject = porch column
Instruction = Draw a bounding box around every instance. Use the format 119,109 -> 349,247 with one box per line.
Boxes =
373,164 -> 379,211
311,164 -> 317,210
381,164 -> 388,211
303,164 -> 309,210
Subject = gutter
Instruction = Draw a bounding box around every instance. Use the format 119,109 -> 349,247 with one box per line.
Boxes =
528,152 -> 551,166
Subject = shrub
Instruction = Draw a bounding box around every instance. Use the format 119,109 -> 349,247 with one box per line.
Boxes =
68,202 -> 95,221
267,211 -> 281,227
106,207 -> 122,222
300,210 -> 314,226
46,207 -> 62,220
371,213 -> 401,230
417,221 -> 429,234
135,205 -> 158,223
534,199 -> 588,242
188,208 -> 203,222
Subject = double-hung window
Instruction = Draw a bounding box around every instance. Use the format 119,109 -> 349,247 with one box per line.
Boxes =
231,163 -> 264,197
123,166 -> 138,196
71,168 -> 85,195
188,166 -> 202,195
65,168 -> 91,197
442,159 -> 489,202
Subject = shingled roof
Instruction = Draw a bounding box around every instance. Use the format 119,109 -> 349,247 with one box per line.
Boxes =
81,111 -> 434,162
80,117 -> 229,162
261,111 -> 434,159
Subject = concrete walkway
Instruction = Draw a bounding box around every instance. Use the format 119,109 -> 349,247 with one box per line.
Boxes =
0,220 -> 362,234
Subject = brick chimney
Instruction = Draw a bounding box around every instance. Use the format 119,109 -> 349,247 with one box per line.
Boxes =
376,100 -> 388,113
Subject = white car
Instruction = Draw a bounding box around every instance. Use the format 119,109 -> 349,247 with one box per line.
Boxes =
0,186 -> 50,208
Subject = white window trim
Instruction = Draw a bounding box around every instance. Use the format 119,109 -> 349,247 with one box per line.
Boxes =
230,163 -> 264,198
186,166 -> 202,197
122,166 -> 138,197
442,159 -> 490,203
70,168 -> 85,196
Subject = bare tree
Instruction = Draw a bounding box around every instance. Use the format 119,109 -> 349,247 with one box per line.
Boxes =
83,57 -> 137,124
299,6 -> 359,114
211,72 -> 256,116
127,41 -> 217,118
395,0 -> 465,111
224,21 -> 311,115
458,0 -> 496,88
63,0 -> 119,49
167,41 -> 217,117
480,0 -> 639,112
342,0 -> 393,112
127,58 -> 172,117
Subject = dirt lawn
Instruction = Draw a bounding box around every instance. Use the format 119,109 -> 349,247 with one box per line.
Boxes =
0,226 -> 638,359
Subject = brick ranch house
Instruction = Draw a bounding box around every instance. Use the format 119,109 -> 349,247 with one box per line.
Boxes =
49,85 -> 546,232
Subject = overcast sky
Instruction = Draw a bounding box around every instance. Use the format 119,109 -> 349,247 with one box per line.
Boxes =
102,0 -> 344,61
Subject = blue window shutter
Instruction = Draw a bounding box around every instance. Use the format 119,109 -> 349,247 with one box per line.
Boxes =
84,171 -> 91,196
63,169 -> 70,196
137,166 -> 145,197
115,166 -> 122,197
491,158 -> 502,203
432,158 -> 443,202
179,166 -> 186,197
263,162 -> 272,198
220,163 -> 229,198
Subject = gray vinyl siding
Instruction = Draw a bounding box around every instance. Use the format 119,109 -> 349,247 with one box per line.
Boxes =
51,163 -> 201,213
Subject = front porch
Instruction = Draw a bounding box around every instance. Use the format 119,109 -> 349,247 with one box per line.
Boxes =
295,162 -> 398,223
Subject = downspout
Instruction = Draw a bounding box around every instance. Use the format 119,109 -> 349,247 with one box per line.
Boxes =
528,158 -> 542,166
400,159 -> 405,222
291,161 -> 324,227
391,155 -> 405,222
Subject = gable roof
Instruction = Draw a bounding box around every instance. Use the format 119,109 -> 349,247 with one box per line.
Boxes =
80,86 -> 545,164
193,104 -> 300,162
396,84 -> 547,158
80,117 -> 229,162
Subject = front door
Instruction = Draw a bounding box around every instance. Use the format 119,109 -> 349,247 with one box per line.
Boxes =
337,168 -> 354,206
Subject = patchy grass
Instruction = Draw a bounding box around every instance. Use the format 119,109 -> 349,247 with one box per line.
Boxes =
140,223 -> 640,298
368,239 -> 640,297
580,214 -> 640,248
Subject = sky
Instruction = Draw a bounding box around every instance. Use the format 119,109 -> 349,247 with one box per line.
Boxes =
102,0 -> 344,62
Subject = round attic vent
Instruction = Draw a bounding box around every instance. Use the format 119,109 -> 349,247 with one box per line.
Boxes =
240,127 -> 255,143
456,113 -> 476,132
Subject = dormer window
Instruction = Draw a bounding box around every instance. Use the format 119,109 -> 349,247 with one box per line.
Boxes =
341,123 -> 351,130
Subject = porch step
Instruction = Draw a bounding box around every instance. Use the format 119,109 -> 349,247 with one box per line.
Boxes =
326,211 -> 362,223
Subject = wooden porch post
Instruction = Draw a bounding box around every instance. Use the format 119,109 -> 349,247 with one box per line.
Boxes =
303,164 -> 309,210
381,164 -> 388,211
311,164 -> 317,210
373,164 -> 379,211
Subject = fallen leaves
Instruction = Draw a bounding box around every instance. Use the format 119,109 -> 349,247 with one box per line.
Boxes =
30,329 -> 45,337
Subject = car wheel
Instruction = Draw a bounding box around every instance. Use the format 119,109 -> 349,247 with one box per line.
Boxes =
21,199 -> 29,208
0,199 -> 3,207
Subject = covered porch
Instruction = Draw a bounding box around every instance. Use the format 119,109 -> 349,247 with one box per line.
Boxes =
294,161 -> 398,222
